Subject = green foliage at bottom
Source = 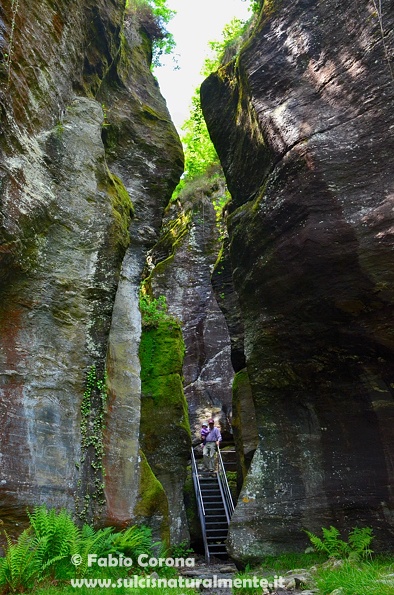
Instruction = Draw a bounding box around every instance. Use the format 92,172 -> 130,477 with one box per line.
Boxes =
304,525 -> 374,561
0,505 -> 157,594
315,558 -> 394,595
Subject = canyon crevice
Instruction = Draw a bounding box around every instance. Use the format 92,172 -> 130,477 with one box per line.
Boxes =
0,0 -> 393,566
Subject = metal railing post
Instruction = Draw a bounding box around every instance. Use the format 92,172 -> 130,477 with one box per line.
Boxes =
216,446 -> 235,524
191,447 -> 210,563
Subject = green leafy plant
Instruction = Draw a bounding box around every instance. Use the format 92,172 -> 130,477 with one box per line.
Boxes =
109,525 -> 155,559
26,506 -> 79,574
0,528 -> 42,593
75,365 -> 108,523
0,506 -> 80,592
0,506 -> 159,592
168,540 -> 194,559
249,0 -> 262,14
304,525 -> 374,561
125,0 -> 175,67
139,293 -> 174,328
202,17 -> 248,75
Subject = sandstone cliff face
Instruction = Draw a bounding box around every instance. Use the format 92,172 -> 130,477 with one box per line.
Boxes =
0,0 -> 183,539
201,0 -> 394,561
147,183 -> 234,439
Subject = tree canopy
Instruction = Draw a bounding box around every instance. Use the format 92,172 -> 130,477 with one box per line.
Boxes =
172,7 -> 259,201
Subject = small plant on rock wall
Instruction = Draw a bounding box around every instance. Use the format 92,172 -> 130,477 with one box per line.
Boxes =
75,365 -> 108,523
139,292 -> 176,328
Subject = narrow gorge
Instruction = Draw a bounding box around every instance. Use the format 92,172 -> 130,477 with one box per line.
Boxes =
0,0 -> 393,570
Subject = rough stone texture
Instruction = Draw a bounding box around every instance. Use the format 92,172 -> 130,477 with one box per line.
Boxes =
139,321 -> 191,544
0,96 -> 126,532
212,238 -> 246,374
133,449 -> 170,547
231,368 -> 258,491
147,185 -> 234,440
0,0 -> 183,539
201,0 -> 394,562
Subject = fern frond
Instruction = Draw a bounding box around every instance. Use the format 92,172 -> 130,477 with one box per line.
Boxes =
111,525 -> 154,558
348,526 -> 374,559
305,524 -> 374,561
1,529 -> 42,592
321,525 -> 350,558
304,529 -> 326,553
77,526 -> 115,576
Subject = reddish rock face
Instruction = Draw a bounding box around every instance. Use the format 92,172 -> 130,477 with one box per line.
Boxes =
0,0 -> 182,540
201,0 -> 394,560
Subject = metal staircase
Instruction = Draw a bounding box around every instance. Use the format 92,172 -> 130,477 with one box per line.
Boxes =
191,447 -> 235,563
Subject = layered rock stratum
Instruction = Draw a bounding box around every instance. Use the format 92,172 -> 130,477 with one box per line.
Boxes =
201,0 -> 394,562
0,0 -> 183,541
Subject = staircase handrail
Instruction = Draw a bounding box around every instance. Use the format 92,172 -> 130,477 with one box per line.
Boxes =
217,446 -> 235,525
190,447 -> 210,564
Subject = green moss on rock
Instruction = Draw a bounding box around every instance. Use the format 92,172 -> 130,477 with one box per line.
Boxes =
140,320 -> 184,382
139,319 -> 191,543
105,172 -> 134,252
140,320 -> 191,444
134,449 -> 170,546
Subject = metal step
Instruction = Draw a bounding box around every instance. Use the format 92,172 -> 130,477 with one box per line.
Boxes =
202,488 -> 221,493
207,536 -> 228,542
205,522 -> 227,527
208,548 -> 228,553
205,520 -> 228,526
204,502 -> 225,507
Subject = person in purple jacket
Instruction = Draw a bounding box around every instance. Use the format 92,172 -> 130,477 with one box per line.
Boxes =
201,422 -> 209,445
203,418 -> 222,472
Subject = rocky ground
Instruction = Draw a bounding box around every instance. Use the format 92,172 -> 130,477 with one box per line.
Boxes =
178,555 -> 318,594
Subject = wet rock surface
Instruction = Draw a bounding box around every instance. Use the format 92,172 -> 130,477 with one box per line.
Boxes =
201,0 -> 394,562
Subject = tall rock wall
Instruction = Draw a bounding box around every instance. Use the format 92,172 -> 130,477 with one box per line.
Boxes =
146,179 -> 234,439
201,0 -> 394,561
0,0 -> 183,539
